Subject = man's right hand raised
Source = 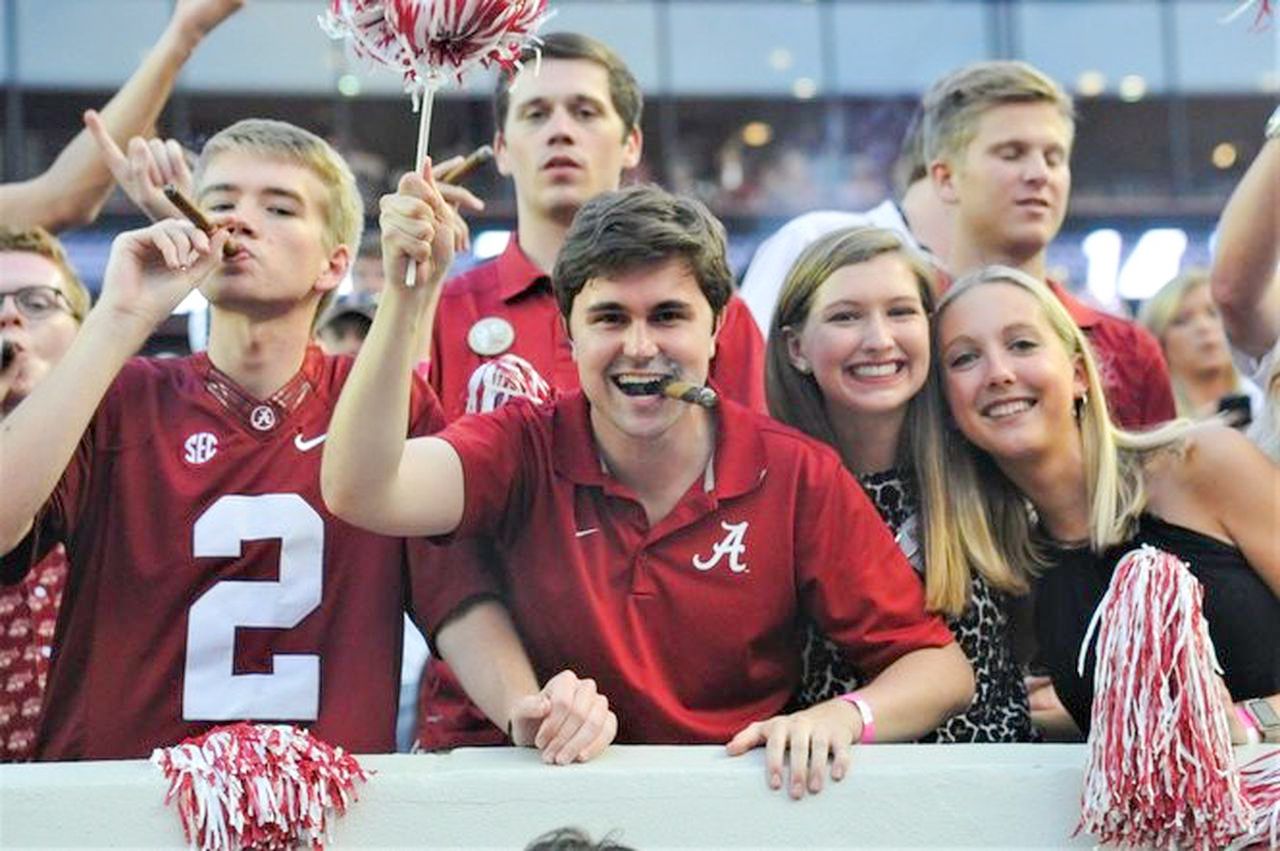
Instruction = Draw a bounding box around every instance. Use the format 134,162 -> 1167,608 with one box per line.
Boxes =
379,158 -> 458,294
97,219 -> 228,333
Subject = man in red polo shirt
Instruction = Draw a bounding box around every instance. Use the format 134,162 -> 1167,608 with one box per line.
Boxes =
925,60 -> 1174,430
324,182 -> 974,796
417,31 -> 767,748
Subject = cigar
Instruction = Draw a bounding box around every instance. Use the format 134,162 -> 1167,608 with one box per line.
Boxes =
615,376 -> 719,408
661,380 -> 719,409
438,145 -> 494,185
1,339 -> 15,371
163,184 -> 240,258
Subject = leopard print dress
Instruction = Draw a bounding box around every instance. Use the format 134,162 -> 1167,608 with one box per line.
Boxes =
795,469 -> 1034,743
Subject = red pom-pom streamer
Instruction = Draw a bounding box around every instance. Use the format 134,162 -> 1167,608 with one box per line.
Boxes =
465,353 -> 554,414
151,723 -> 370,851
322,1 -> 413,85
386,0 -> 549,86
323,0 -> 549,93
322,0 -> 549,287
1221,0 -> 1273,27
1076,546 -> 1280,849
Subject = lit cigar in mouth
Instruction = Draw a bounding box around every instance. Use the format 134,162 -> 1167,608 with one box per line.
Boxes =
663,380 -> 718,408
617,376 -> 719,409
439,144 -> 494,185
1,338 -> 15,371
162,184 -> 240,259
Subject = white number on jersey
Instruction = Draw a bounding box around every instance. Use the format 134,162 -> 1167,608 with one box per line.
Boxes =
183,494 -> 323,720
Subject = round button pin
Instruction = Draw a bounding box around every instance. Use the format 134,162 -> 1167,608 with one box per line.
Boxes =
467,316 -> 516,357
249,405 -> 278,431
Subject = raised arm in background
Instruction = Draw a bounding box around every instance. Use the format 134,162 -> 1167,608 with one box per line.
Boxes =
0,221 -> 227,554
1210,129 -> 1280,359
0,0 -> 244,231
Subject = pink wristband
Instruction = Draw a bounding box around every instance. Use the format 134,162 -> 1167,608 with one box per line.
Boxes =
839,691 -> 876,744
1235,704 -> 1262,745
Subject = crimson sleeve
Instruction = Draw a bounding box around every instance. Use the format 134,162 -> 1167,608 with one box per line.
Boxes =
405,535 -> 504,641
1,392 -> 100,585
795,457 -> 954,677
431,399 -> 536,543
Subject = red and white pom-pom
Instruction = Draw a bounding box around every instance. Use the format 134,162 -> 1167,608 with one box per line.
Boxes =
322,1 -> 418,86
151,723 -> 370,851
1077,545 -> 1280,849
385,0 -> 549,86
325,0 -> 549,93
465,353 -> 554,414
1222,0 -> 1274,26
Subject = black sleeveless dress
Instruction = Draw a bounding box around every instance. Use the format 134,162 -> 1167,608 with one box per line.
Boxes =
1036,513 -> 1280,733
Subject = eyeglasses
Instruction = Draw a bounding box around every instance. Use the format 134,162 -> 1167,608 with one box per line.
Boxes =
0,286 -> 74,321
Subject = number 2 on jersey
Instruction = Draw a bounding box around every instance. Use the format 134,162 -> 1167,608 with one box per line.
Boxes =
183,494 -> 323,720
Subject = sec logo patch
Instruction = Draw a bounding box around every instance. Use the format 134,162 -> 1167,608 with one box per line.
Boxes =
183,432 -> 219,465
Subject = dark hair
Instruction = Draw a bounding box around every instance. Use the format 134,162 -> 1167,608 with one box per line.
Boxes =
493,32 -> 643,136
524,827 -> 633,851
553,184 -> 733,321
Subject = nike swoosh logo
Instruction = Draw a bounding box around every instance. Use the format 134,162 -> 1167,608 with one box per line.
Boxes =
294,433 -> 327,452
575,528 -> 599,538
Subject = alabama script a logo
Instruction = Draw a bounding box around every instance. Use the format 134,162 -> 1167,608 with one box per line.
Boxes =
692,520 -> 749,573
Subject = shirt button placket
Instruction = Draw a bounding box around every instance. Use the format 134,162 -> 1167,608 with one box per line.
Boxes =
631,549 -> 657,597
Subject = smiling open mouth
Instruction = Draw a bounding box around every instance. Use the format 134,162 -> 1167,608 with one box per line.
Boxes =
614,376 -> 668,396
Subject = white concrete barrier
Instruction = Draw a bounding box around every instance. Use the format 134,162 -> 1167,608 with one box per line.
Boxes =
2,744 -> 1275,848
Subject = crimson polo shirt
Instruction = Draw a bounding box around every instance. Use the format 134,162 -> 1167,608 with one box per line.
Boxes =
1047,281 -> 1175,430
427,237 -> 767,422
418,391 -> 954,744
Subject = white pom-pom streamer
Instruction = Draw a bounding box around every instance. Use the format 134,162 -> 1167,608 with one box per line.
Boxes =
151,723 -> 369,851
465,353 -> 554,414
1076,545 -> 1279,849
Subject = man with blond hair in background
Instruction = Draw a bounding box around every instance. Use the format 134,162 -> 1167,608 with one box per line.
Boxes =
924,60 -> 1174,429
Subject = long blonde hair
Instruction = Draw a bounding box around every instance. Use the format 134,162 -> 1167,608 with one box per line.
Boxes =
932,266 -> 1189,580
766,226 -> 1004,615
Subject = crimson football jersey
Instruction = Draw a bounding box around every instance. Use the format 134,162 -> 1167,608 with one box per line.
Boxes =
0,347 -> 441,760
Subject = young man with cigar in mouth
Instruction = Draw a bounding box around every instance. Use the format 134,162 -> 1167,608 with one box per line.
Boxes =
415,31 -> 767,749
324,182 -> 974,796
0,120 -> 606,761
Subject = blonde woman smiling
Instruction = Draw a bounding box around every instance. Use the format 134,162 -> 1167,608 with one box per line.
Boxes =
932,265 -> 1279,737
